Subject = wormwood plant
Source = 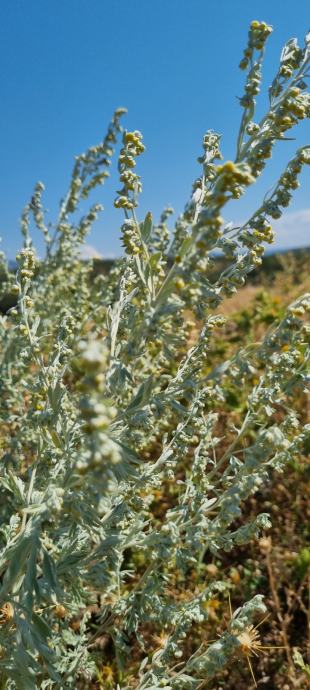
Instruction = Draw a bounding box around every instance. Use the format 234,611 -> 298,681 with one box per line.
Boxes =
0,21 -> 309,690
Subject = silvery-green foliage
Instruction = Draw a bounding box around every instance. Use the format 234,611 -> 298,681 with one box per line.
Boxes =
0,22 -> 309,690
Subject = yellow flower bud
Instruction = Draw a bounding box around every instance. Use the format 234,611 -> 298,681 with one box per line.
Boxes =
221,161 -> 236,173
174,278 -> 185,290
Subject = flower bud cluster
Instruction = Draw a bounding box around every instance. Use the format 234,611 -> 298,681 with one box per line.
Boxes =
16,248 -> 36,288
182,133 -> 224,236
75,338 -> 121,472
239,63 -> 262,107
214,161 -> 255,199
267,149 -> 309,217
189,161 -> 254,256
239,21 -> 273,71
152,207 -> 174,254
197,131 -> 223,180
271,88 -> 310,136
120,218 -> 141,255
246,139 -> 274,177
25,181 -> 50,242
114,130 -> 145,210
239,148 -> 310,253
279,38 -> 303,79
288,296 -> 310,317
250,219 -> 274,244
57,311 -> 77,343
80,396 -> 117,435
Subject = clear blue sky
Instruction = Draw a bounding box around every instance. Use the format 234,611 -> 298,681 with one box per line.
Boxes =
1,0 -> 309,258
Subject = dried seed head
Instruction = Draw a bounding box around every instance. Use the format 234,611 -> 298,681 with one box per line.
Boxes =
237,624 -> 261,655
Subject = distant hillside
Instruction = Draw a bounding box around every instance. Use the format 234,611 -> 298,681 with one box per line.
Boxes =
90,246 -> 310,282
1,247 -> 309,313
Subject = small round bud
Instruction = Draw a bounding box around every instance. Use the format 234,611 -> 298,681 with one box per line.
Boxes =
54,604 -> 67,619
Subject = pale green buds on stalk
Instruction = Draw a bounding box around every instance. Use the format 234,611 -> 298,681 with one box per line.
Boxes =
239,21 -> 273,71
17,248 -> 36,285
121,218 -> 141,254
75,337 -> 108,374
193,160 -> 254,249
75,338 -> 121,471
214,160 -> 255,195
114,129 -> 145,210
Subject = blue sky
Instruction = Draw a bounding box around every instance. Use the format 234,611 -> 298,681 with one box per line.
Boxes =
0,0 -> 309,258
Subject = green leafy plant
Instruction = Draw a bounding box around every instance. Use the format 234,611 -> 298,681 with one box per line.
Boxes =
293,649 -> 310,679
0,21 -> 309,690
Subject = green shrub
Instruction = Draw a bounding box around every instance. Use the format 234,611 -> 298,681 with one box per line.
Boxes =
0,21 -> 309,690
